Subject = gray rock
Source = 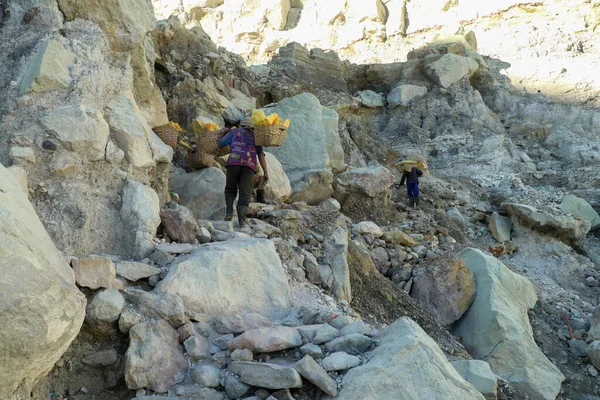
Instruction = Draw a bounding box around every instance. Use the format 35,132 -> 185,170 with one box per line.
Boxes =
156,239 -> 290,317
324,333 -> 373,355
324,318 -> 485,400
265,93 -> 338,203
411,256 -> 476,326
356,90 -> 384,108
184,335 -> 210,361
313,324 -> 340,345
447,208 -> 467,228
453,248 -> 565,400
451,360 -> 498,400
231,349 -> 254,361
197,227 -> 211,244
502,202 -> 591,244
560,195 -> 600,230
86,287 -> 125,324
297,325 -> 322,342
169,167 -> 227,220
149,250 -> 173,267
425,53 -> 479,88
303,252 -> 322,285
191,365 -> 221,388
586,340 -> 600,368
300,343 -> 323,358
326,226 -> 352,302
489,212 -> 512,243
329,315 -> 352,330
335,166 -> 394,198
40,104 -> 109,161
588,307 -> 600,341
160,203 -> 200,244
116,261 -> 161,282
229,362 -> 302,390
120,180 -> 161,260
19,38 -> 76,94
294,355 -> 338,396
319,198 -> 341,212
224,375 -> 251,399
387,84 -> 428,107
227,326 -> 302,353
322,352 -> 361,371
352,221 -> 383,237
82,350 -> 118,367
271,389 -> 295,400
570,338 -> 589,357
155,242 -> 194,254
213,334 -> 234,351
173,385 -> 225,399
125,319 -> 188,393
57,0 -> 156,51
212,313 -> 274,334
339,321 -> 371,336
122,288 -> 187,328
72,257 -> 116,289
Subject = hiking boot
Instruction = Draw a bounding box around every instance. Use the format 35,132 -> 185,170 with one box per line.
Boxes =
225,195 -> 235,221
415,197 -> 420,210
256,189 -> 266,204
408,197 -> 415,208
237,205 -> 248,227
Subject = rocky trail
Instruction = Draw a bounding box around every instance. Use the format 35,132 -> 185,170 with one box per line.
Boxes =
1,1 -> 599,400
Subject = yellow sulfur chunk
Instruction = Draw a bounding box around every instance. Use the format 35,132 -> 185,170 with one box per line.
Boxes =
205,123 -> 219,132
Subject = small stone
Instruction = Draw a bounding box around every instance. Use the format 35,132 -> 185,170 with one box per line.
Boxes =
116,261 -> 161,282
329,315 -> 352,330
570,338 -> 589,357
81,349 -> 118,367
294,355 -> 338,396
213,334 -> 234,350
587,341 -> 600,369
155,242 -> 194,254
149,250 -> 173,267
224,374 -> 251,399
313,324 -> 339,345
231,348 -> 254,361
42,139 -> 57,151
229,362 -> 302,390
324,333 -> 373,355
322,352 -> 361,371
339,321 -> 371,336
72,257 -> 116,289
184,335 -> 210,361
300,343 -> 323,358
177,321 -> 196,343
197,227 -> 211,244
191,365 -> 221,388
588,365 -> 599,377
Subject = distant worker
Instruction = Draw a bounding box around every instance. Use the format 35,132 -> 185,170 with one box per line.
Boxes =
218,117 -> 269,226
399,163 -> 423,209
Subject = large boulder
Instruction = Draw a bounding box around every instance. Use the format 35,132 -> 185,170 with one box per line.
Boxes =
156,239 -> 290,316
264,93 -> 343,204
559,195 -> 600,231
387,84 -> 428,107
160,203 -> 199,244
19,37 -> 76,94
411,255 -> 476,326
324,225 -> 351,302
488,212 -> 511,243
334,165 -> 394,198
120,180 -> 161,260
502,202 -> 591,244
105,92 -> 173,168
325,317 -> 485,400
451,360 -> 498,400
57,0 -> 156,51
453,248 -> 565,400
263,152 -> 292,202
169,167 -> 226,220
424,53 -> 479,88
0,164 -> 86,397
125,319 -> 188,393
40,104 -> 110,162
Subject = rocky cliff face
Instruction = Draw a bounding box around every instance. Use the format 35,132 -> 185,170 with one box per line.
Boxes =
0,1 -> 599,400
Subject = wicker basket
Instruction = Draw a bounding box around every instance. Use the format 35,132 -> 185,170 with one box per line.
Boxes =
254,123 -> 288,147
188,150 -> 214,170
153,125 -> 180,149
197,129 -> 230,157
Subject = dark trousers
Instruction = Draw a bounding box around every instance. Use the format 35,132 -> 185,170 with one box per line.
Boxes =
225,166 -> 255,207
407,182 -> 419,198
